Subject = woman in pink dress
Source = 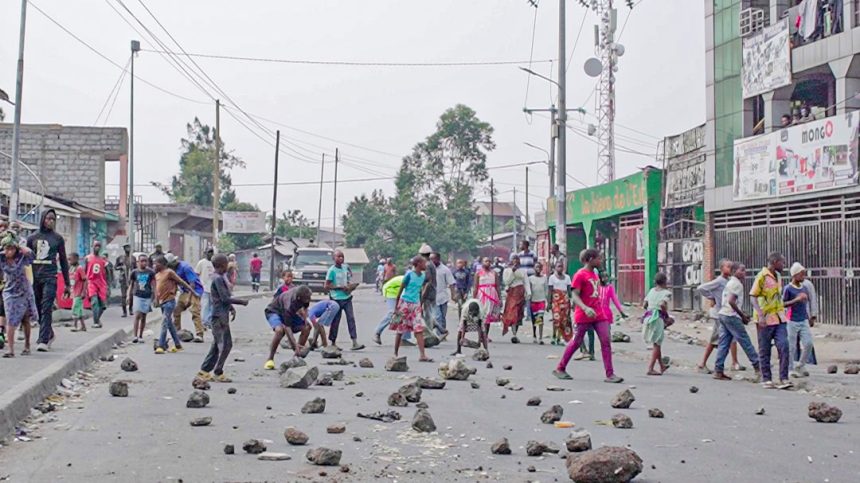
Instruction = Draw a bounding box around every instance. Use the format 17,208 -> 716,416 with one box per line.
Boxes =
473,257 -> 501,337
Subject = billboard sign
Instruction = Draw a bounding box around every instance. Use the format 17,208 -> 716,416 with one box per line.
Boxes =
222,211 -> 267,234
742,20 -> 791,99
664,124 -> 706,208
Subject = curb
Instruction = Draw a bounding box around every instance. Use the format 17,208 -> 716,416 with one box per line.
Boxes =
0,292 -> 265,440
0,327 -> 127,440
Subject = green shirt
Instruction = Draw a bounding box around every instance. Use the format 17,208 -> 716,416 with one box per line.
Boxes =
326,263 -> 352,300
382,275 -> 404,299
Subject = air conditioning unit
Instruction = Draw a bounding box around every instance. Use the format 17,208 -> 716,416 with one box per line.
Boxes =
739,8 -> 766,37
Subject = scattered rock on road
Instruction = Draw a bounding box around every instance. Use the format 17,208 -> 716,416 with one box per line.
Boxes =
416,401 -> 429,409
306,447 -> 342,466
315,374 -> 333,386
527,396 -> 541,406
827,365 -> 838,374
845,364 -> 859,375
109,381 -> 128,397
321,345 -> 342,359
566,446 -> 643,483
279,357 -> 307,373
258,452 -> 291,461
565,430 -> 592,452
120,358 -> 138,372
330,370 -> 344,381
227,387 -> 237,394
177,330 -> 194,343
472,348 -> 490,361
327,423 -> 346,434
242,439 -> 267,454
470,382 -> 481,389
611,389 -> 635,409
385,356 -> 409,372
186,391 -> 210,408
808,401 -> 842,423
358,358 -> 374,368
503,364 -> 513,370
546,385 -> 569,392
399,383 -> 423,402
648,408 -> 664,419
495,377 -> 510,387
223,444 -> 234,455
491,437 -> 511,455
611,332 -> 631,343
412,409 -> 436,433
689,386 -> 699,394
541,405 -> 564,424
280,366 -> 319,389
285,427 -> 309,445
388,392 -> 408,407
422,328 -> 440,348
192,378 -> 210,391
611,413 -> 633,429
357,410 -> 401,423
416,377 -> 446,390
439,358 -> 476,380
301,397 -> 326,414
190,416 -> 212,427
526,440 -> 559,456
462,338 -> 481,349
486,362 -> 494,369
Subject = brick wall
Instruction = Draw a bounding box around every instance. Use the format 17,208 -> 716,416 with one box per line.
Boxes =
0,123 -> 128,211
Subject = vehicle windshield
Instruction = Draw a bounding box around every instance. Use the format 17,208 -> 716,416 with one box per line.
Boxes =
293,252 -> 333,268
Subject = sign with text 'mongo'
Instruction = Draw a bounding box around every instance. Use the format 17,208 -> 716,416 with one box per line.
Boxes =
547,171 -> 648,227
733,111 -> 860,201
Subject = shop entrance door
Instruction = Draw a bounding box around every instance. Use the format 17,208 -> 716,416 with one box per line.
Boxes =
617,212 -> 646,304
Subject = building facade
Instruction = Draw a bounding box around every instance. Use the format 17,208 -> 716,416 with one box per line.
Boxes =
705,0 -> 860,325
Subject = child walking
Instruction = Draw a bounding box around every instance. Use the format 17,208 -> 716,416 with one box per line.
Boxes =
548,260 -> 572,345
642,272 -> 672,376
85,241 -> 108,329
1,232 -> 38,357
553,249 -> 623,383
528,262 -> 548,344
199,254 -> 249,382
153,255 -> 194,354
264,285 -> 313,370
390,256 -> 433,362
69,253 -> 87,332
128,254 -> 155,343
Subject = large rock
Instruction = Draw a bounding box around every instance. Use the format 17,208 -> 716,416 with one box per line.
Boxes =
422,327 -> 440,348
462,338 -> 481,349
541,405 -> 563,424
280,366 -> 319,389
566,446 -> 643,482
416,377 -> 446,390
472,348 -> 490,361
611,389 -> 636,409
321,345 -> 342,359
565,430 -> 592,452
186,391 -> 210,408
387,392 -> 408,407
496,377 -> 510,387
306,447 -> 342,466
358,358 -> 374,368
109,381 -> 128,397
439,358 -> 476,381
611,331 -> 631,343
177,329 -> 194,343
278,357 -> 307,374
301,397 -> 326,414
827,365 -> 838,374
526,396 -> 541,406
284,427 -> 309,445
526,440 -> 559,457
327,423 -> 346,434
648,408 -> 665,419
411,409 -> 437,433
491,437 -> 511,455
242,439 -> 267,454
385,356 -> 409,372
315,374 -> 333,386
398,383 -> 423,403
120,358 -> 138,372
189,416 -> 212,427
845,364 -> 860,375
808,402 -> 842,423
611,413 -> 633,429
192,378 -> 211,391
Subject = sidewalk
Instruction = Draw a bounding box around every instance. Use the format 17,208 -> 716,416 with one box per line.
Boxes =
0,289 -> 266,440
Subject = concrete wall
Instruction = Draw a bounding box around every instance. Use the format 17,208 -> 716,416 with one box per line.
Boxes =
0,124 -> 128,211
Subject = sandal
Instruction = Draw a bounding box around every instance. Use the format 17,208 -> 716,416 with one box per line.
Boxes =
3,353 -> 14,358
418,357 -> 435,363
21,349 -> 30,356
647,370 -> 662,376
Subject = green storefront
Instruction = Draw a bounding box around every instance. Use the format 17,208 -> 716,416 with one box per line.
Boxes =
546,167 -> 663,304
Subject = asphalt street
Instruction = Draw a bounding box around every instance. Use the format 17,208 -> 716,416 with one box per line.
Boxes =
0,289 -> 857,482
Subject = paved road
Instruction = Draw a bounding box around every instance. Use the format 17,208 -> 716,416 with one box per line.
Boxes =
0,289 -> 857,482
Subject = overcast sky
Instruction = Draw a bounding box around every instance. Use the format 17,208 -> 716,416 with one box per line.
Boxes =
1,0 -> 705,228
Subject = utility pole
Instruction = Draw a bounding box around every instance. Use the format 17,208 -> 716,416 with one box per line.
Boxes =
269,130 -> 280,290
331,148 -> 338,248
128,40 -> 140,250
213,99 -> 221,247
525,166 -> 529,244
513,186 -> 518,250
315,153 -> 325,244
548,106 -> 556,192
556,0 -> 568,259
490,178 -> 495,247
9,0 -> 28,223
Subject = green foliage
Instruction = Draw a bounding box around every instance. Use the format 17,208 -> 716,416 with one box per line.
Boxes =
272,209 -> 316,240
343,104 -> 495,267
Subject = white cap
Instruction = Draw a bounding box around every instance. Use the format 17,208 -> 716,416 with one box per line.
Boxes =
789,262 -> 806,277
418,243 -> 433,255
164,253 -> 178,265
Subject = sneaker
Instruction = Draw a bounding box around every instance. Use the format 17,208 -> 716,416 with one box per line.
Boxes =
761,380 -> 775,389
696,365 -> 713,375
713,372 -> 732,381
777,380 -> 794,390
351,340 -> 366,351
552,369 -> 573,380
373,333 -> 382,345
36,343 -> 49,352
214,374 -> 232,383
155,347 -> 165,354
604,375 -> 624,384
193,336 -> 204,343
93,323 -> 103,329
132,337 -> 139,344
264,360 -> 276,370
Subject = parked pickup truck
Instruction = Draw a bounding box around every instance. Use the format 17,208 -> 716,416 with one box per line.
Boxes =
290,247 -> 333,293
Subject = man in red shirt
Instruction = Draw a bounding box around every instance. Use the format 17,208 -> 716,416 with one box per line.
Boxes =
249,253 -> 263,293
553,248 -> 622,383
85,241 -> 109,329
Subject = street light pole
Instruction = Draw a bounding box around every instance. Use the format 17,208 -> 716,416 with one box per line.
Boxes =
556,0 -> 568,260
9,0 -> 28,223
129,40 -> 140,250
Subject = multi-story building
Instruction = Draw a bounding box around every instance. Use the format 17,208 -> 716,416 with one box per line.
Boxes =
704,0 -> 860,325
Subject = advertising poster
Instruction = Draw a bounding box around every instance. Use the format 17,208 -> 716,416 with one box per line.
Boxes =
222,211 -> 267,233
742,20 -> 792,98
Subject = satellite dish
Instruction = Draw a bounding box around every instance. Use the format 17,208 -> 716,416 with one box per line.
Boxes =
614,43 -> 625,56
587,124 -> 597,136
584,58 -> 603,78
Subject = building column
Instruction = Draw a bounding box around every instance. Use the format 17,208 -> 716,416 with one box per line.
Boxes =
770,0 -> 791,26
830,57 -> 860,114
703,213 -> 716,282
762,85 -> 793,133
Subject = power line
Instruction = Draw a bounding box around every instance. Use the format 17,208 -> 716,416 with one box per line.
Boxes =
523,2 -> 540,110
93,56 -> 130,125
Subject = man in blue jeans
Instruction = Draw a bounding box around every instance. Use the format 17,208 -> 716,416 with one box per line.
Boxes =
325,250 -> 365,351
713,263 -> 761,382
374,275 -> 412,344
783,262 -> 816,378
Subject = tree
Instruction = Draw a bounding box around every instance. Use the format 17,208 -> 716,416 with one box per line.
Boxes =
153,117 -> 245,208
343,190 -> 390,259
272,209 -> 317,239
